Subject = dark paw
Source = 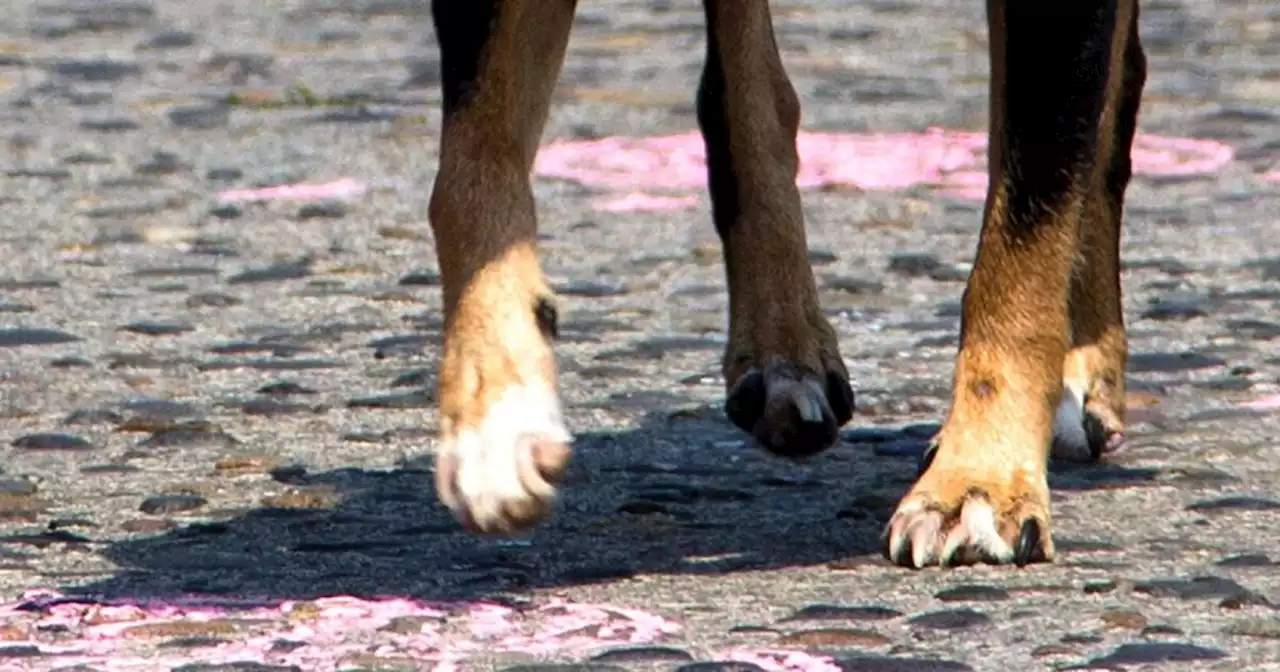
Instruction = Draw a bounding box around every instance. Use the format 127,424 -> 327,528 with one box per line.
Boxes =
725,364 -> 854,458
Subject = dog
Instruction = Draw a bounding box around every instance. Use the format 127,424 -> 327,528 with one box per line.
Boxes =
423,0 -> 1144,569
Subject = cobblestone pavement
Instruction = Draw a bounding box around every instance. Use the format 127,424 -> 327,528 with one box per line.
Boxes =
1,1 -> 1279,670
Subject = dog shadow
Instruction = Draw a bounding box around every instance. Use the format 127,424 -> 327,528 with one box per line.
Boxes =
66,403 -> 1161,607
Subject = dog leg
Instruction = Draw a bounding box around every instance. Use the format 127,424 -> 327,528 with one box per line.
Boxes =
1056,6 -> 1146,463
698,0 -> 856,459
885,0 -> 1140,568
428,0 -> 578,533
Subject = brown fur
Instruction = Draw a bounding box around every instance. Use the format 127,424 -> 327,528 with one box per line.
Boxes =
428,1 -> 578,532
426,0 -> 1146,567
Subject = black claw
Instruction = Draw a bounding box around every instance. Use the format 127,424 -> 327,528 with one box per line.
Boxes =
1082,410 -> 1108,461
1014,518 -> 1043,567
724,370 -> 767,435
826,370 -> 856,426
917,440 -> 938,477
978,547 -> 1005,566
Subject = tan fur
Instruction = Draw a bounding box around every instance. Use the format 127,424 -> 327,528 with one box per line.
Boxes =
428,1 -> 579,532
886,0 -> 1142,566
428,0 -> 1144,563
1063,3 -> 1145,446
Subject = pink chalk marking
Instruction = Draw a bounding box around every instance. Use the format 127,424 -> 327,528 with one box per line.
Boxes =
467,602 -> 518,639
0,591 -> 682,672
533,129 -> 1237,212
216,177 -> 369,204
1241,394 -> 1280,411
728,648 -> 843,672
1263,167 -> 1280,183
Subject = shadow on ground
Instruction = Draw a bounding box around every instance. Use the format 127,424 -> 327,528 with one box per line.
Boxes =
63,403 -> 1162,606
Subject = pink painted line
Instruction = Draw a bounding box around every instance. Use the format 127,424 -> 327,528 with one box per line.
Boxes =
729,648 -> 843,672
208,132 -> 1241,213
0,590 -> 923,670
534,128 -> 1238,212
0,591 -> 682,671
1241,393 -> 1280,411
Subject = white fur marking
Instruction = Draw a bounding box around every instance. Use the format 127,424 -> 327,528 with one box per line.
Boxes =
1051,379 -> 1090,460
961,499 -> 1014,563
447,383 -> 570,527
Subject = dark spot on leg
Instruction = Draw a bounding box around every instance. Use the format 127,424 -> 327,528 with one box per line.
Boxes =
534,296 -> 558,339
970,378 -> 997,399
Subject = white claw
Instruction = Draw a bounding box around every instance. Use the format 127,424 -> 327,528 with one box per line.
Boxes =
763,375 -> 828,425
793,387 -> 825,424
889,496 -> 1026,568
908,513 -> 943,568
940,525 -> 969,567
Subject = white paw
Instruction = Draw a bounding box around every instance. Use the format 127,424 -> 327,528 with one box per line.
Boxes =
1051,379 -> 1092,462
435,382 -> 572,533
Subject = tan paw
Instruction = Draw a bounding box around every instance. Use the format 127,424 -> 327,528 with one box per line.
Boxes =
884,436 -> 1054,568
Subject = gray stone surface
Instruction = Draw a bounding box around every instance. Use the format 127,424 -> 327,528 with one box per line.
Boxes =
1,0 -> 1279,670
